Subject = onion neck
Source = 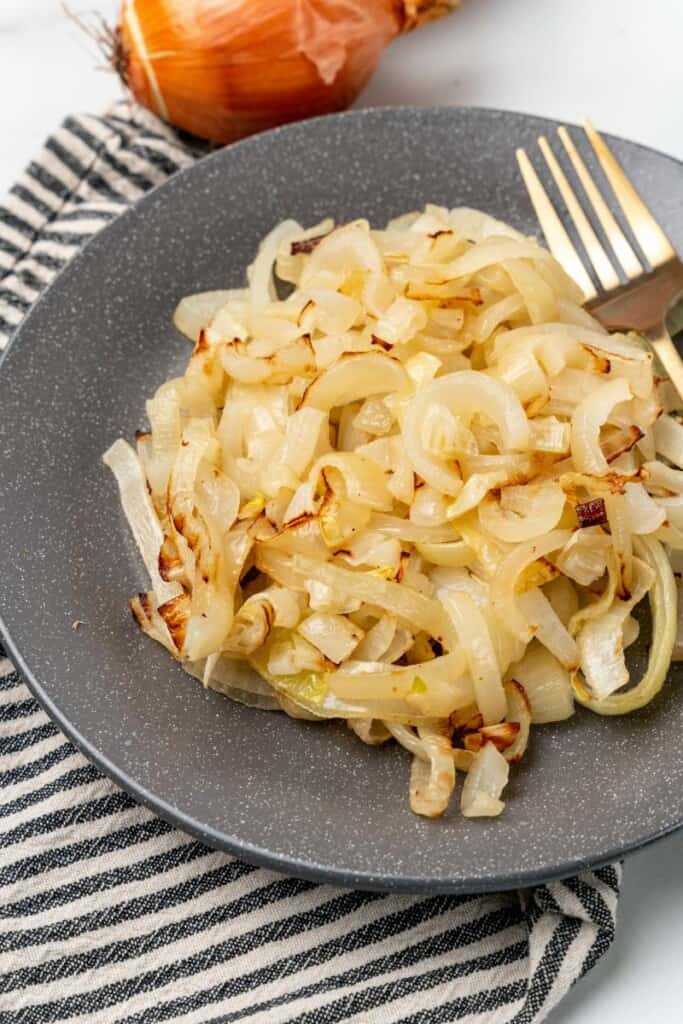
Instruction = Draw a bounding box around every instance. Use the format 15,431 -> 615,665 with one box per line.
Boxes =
396,0 -> 460,32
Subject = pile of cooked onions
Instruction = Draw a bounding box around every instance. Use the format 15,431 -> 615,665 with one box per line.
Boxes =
104,204 -> 682,819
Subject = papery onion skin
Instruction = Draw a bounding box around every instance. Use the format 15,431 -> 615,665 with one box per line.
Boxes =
118,0 -> 458,144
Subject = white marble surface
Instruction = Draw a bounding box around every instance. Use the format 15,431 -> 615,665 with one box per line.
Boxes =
2,1 -> 683,1021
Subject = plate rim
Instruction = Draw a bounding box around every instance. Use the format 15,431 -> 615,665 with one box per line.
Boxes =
1,104 -> 682,893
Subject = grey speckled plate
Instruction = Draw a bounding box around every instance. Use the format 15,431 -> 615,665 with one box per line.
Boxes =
1,107 -> 683,894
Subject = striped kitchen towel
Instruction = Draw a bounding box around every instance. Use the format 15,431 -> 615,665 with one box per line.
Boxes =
0,103 -> 620,1024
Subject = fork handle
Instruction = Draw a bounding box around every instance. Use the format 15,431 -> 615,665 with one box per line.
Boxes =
644,325 -> 683,403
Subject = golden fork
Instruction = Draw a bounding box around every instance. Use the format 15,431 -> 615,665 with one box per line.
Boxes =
516,120 -> 683,399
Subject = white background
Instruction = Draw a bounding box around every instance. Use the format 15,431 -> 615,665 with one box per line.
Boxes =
2,1 -> 683,1021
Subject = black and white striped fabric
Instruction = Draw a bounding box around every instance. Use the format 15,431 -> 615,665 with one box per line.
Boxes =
0,103 -> 620,1023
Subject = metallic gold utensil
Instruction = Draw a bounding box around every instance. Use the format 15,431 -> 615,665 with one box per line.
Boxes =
517,120 -> 683,399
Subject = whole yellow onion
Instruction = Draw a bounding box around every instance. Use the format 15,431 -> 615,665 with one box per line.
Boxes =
116,0 -> 458,143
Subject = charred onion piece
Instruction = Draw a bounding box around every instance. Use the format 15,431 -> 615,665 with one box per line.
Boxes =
290,233 -> 330,255
576,497 -> 608,528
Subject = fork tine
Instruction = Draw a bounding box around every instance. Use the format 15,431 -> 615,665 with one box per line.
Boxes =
584,119 -> 676,268
538,135 -> 620,292
557,126 -> 643,279
515,147 -> 597,301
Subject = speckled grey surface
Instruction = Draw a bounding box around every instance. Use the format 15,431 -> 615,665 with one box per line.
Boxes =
1,107 -> 682,894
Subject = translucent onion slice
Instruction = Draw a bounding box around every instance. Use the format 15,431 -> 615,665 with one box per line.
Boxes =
319,493 -> 372,548
455,517 -> 510,579
556,528 -> 610,587
145,380 -> 182,499
410,485 -> 450,526
309,452 -> 394,510
337,402 -> 370,453
446,237 -> 560,280
268,407 -> 329,490
402,371 -> 529,496
624,482 -> 666,535
130,591 -> 176,653
446,472 -> 509,520
275,217 -> 335,284
195,467 -> 240,537
221,337 -> 315,385
283,481 -> 319,524
655,522 -> 683,549
528,417 -> 571,454
577,536 -> 676,714
417,540 -> 473,567
479,482 -> 566,543
654,414 -> 683,468
431,566 -> 488,609
255,548 -> 459,652
381,626 -> 415,662
184,657 -> 281,711
490,529 -> 572,640
439,590 -> 506,725
323,653 -> 472,713
471,294 -> 525,343
353,398 -> 394,436
300,220 -> 383,289
569,551 -> 619,637
655,494 -> 683,529
386,722 -> 426,760
183,522 -> 253,662
223,587 -> 301,657
372,515 -> 459,544
516,587 -> 579,670
643,460 -> 683,494
103,439 -> 182,606
460,741 -> 509,818
387,436 -> 416,506
267,634 -> 327,676
301,353 -> 411,411
604,492 -> 633,597
348,719 -> 391,745
173,290 -> 239,342
544,574 -> 579,627
508,642 -> 574,723
298,612 -> 364,665
447,206 -> 526,242
577,557 -> 655,700
571,377 -> 632,475
353,615 -> 397,662
502,680 -> 531,762
409,725 -> 456,818
375,297 -> 428,346
493,322 -> 649,368
249,219 -> 301,313
301,289 -> 362,335
342,530 -> 401,572
503,257 -> 558,324
420,403 -> 477,459
494,347 -> 550,406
